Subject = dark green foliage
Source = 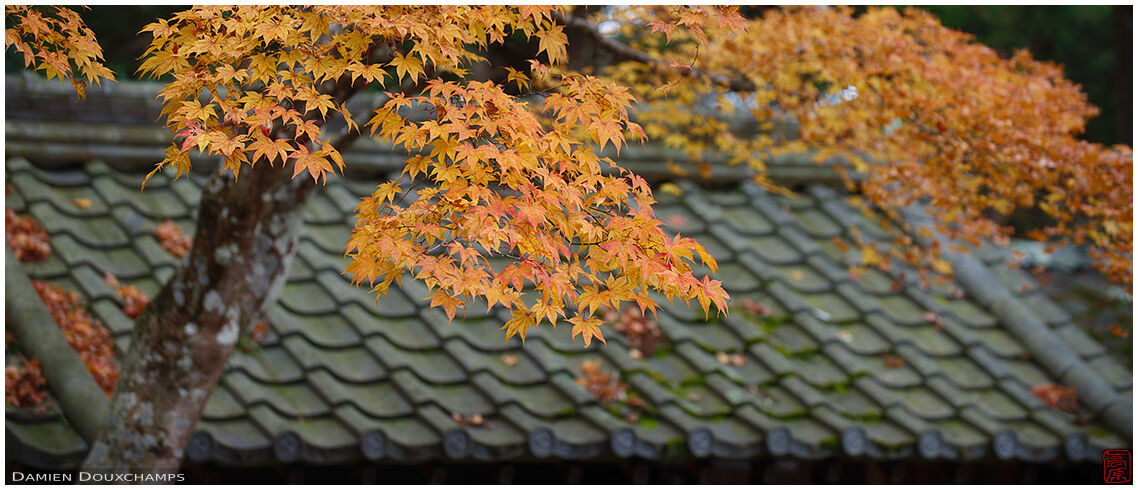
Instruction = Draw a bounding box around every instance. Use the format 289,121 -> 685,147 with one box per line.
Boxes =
919,5 -> 1131,145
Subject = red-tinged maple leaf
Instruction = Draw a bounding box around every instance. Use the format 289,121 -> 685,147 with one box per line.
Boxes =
175,121 -> 205,152
527,59 -> 549,79
692,240 -> 718,274
713,6 -> 745,31
697,275 -> 728,316
648,19 -> 678,43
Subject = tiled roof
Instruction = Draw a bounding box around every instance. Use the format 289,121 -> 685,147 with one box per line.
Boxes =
5,152 -> 1130,469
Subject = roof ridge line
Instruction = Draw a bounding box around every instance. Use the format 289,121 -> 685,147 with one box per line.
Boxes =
6,118 -> 848,187
899,206 -> 1132,440
5,246 -> 111,443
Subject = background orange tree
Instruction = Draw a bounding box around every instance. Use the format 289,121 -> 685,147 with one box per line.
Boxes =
6,5 -> 1131,472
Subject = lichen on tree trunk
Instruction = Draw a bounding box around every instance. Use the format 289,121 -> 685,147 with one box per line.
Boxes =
80,161 -> 313,474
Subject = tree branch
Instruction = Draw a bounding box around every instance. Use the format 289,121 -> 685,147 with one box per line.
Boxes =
563,14 -> 756,93
330,74 -> 428,154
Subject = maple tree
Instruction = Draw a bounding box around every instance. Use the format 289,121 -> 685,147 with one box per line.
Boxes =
4,4 -> 1129,473
129,6 -> 728,347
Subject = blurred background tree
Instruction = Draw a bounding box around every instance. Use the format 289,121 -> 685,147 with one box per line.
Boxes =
920,5 -> 1131,146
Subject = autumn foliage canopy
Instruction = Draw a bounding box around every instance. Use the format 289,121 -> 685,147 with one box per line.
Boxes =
5,6 -> 1131,348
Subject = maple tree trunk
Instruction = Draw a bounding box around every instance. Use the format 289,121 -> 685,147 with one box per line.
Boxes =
80,163 -> 313,474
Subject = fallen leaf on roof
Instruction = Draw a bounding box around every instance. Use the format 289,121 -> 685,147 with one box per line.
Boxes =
883,354 -> 905,369
451,411 -> 485,426
5,356 -> 49,410
500,354 -> 519,366
665,160 -> 688,177
607,306 -> 663,355
697,161 -> 713,179
833,237 -> 850,253
248,321 -> 269,344
740,298 -> 771,316
5,207 -> 52,262
73,197 -> 93,209
577,359 -> 631,405
659,182 -> 683,196
1031,383 -> 1079,414
104,272 -> 149,318
1109,325 -> 1130,339
666,214 -> 688,229
155,219 -> 192,259
32,280 -> 119,395
627,393 -> 646,408
836,330 -> 853,344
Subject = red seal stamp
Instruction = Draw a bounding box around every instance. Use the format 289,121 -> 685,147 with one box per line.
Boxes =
1104,449 -> 1131,483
